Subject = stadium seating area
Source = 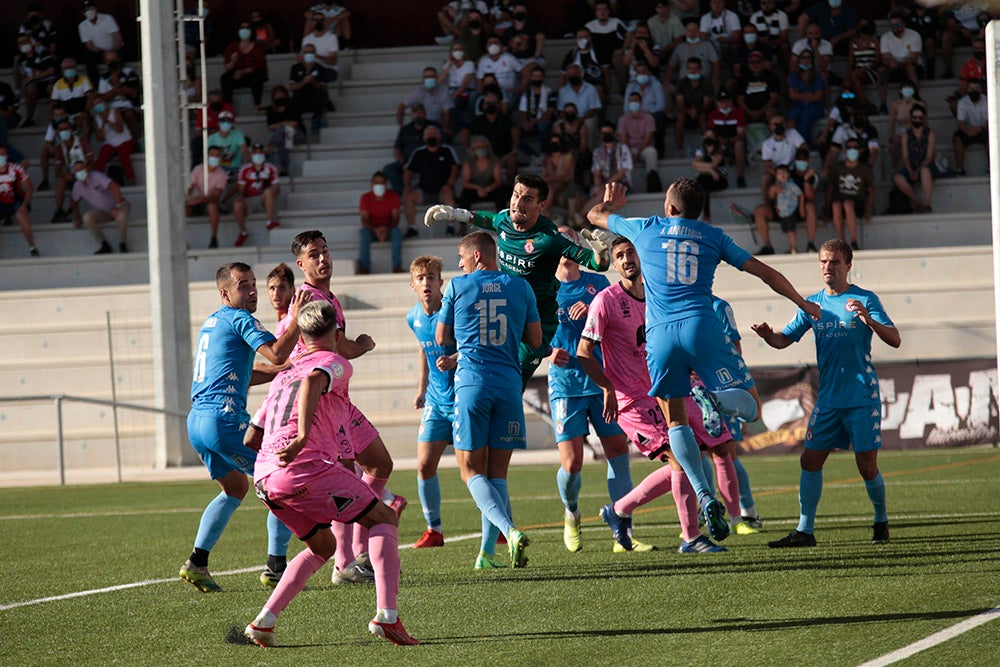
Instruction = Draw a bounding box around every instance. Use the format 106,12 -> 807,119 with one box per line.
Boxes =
0,28 -> 995,476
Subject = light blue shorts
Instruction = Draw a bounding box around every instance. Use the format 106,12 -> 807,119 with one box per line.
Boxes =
452,385 -> 527,452
804,405 -> 882,453
646,318 -> 754,399
187,411 -> 256,480
550,394 -> 624,443
418,402 -> 454,443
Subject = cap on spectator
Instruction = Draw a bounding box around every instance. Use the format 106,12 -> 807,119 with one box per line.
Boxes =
219,110 -> 235,120
748,51 -> 765,61
251,142 -> 265,150
410,102 -> 425,111
83,0 -> 96,7
717,90 -> 731,101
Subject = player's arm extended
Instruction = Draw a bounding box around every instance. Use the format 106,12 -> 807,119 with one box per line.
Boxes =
586,181 -> 629,229
750,321 -> 794,349
741,257 -> 822,320
576,336 -> 620,423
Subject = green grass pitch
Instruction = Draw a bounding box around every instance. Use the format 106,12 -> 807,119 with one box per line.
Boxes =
1,447 -> 998,666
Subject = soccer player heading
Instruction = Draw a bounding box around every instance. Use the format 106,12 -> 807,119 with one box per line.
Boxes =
425,172 -> 611,390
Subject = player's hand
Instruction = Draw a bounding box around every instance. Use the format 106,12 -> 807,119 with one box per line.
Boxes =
414,392 -> 425,410
750,322 -> 775,339
567,300 -> 589,320
581,228 -> 612,267
802,301 -> 822,320
435,353 -> 457,371
548,347 -> 570,367
276,437 -> 306,466
602,388 -> 619,423
846,298 -> 871,324
423,204 -> 473,227
355,333 -> 376,353
289,289 -> 311,321
602,181 -> 629,210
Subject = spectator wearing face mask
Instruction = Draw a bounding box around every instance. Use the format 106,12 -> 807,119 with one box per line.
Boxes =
438,1 -> 489,44
96,49 -> 140,141
952,79 -> 988,176
828,138 -> 872,250
557,65 -> 603,150
384,104 -> 441,196
796,0 -> 858,56
892,103 -> 938,212
667,19 -> 721,96
707,91 -> 748,188
441,43 -> 477,127
457,9 -> 492,63
50,58 -> 94,140
760,114 -> 806,198
457,135 -> 506,212
266,86 -> 305,176
234,142 -> 282,245
579,121 -> 632,225
186,145 -> 230,248
206,111 -> 249,179
289,45 -> 332,133
70,159 -> 130,254
624,61 -> 667,154
560,28 -> 605,97
221,20 -> 269,107
877,12 -> 923,115
674,57 -> 713,156
889,83 -> 921,168
402,125 -> 460,236
307,1 -> 352,48
585,1 -> 628,99
517,66 -> 557,153
50,118 -> 95,223
357,171 -> 403,274
300,11 -> 340,82
786,49 -> 827,149
13,33 -> 56,128
941,3 -> 987,79
78,1 -> 122,92
618,91 -> 662,193
552,102 -> 592,192
955,36 -> 987,108
463,91 -> 518,183
730,24 -> 774,81
792,23 -> 833,78
825,110 -> 879,174
398,67 -> 455,138
541,136 -> 576,218
503,4 -> 546,89
476,37 -> 523,110
91,96 -> 136,185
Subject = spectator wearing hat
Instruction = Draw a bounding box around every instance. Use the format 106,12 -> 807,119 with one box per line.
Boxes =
191,89 -> 234,168
736,50 -> 781,124
234,142 -> 282,244
78,0 -> 122,92
207,110 -> 249,179
707,90 -> 748,188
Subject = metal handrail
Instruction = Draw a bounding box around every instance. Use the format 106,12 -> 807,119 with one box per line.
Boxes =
0,395 -> 187,486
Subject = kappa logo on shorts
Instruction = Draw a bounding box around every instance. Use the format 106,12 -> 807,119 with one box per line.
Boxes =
329,493 -> 355,512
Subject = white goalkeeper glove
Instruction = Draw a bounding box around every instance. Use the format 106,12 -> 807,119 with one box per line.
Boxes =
581,228 -> 613,268
423,204 -> 473,227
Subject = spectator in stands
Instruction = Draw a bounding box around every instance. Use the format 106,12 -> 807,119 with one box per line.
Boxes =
878,12 -> 923,115
700,0 -> 742,58
585,1 -> 628,97
234,142 -> 282,243
183,47 -> 202,110
542,135 -> 575,219
221,20 -> 269,107
288,44 -> 332,133
0,145 -> 39,257
817,89 -> 861,154
78,1 -> 122,90
441,42 -> 477,127
474,72 -> 510,116
708,91 -> 748,188
249,8 -> 281,53
904,2 -> 940,79
893,104 -> 937,212
826,110 -> 879,173
942,3 -> 984,79
622,23 -> 662,82
553,102 -> 591,192
889,82 -> 920,167
737,51 -> 780,125
560,28 -> 605,98
69,159 -> 129,254
953,79 -> 988,176
51,117 -> 95,223
92,97 -> 136,185
457,8 -> 492,63
186,145 -> 229,248
20,3 -> 59,57
97,50 -> 140,141
786,49 -> 827,148
647,1 -> 685,59
517,66 -> 556,153
307,1 -> 352,48
667,19 -> 721,102
750,0 -> 790,56
955,37 -> 986,106
398,67 -> 454,138
797,0 -> 857,56
846,19 -> 879,110
580,120 -> 632,226
792,23 -> 833,78
463,91 -> 518,183
385,104 -> 438,195
403,124 -> 460,236
37,102 -> 69,190
753,163 -> 805,255
691,131 -> 728,221
301,10 -> 340,83
731,23 -> 774,81
207,111 -> 249,181
503,3 -> 546,89
828,137 -> 873,249
51,58 -> 93,139
476,36 -> 522,109
357,171 -> 403,274
266,86 -> 304,177
182,0 -> 214,54
791,145 -> 820,251
557,64 -> 603,147
438,1 -> 489,44
618,91 -> 662,193
457,134 -> 506,212
14,34 -> 56,128
674,57 -> 713,156
761,114 -> 806,197
625,61 -> 667,154
194,89 -> 233,138
0,82 -> 20,145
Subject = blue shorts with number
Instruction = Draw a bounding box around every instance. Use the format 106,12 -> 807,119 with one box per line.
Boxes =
804,405 -> 882,453
418,402 -> 454,443
550,394 -> 625,443
645,318 -> 754,399
452,384 -> 526,452
187,411 -> 257,480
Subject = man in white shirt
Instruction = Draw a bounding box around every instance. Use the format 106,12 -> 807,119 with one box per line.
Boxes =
760,114 -> 805,196
749,0 -> 790,53
953,79 -> 988,175
700,0 -> 741,54
877,12 -> 923,113
301,10 -> 340,81
78,0 -> 121,88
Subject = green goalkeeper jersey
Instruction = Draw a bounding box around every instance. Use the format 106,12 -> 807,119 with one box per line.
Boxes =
471,209 -> 608,329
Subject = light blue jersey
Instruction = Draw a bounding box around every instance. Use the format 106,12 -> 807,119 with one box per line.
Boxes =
440,270 -> 540,392
609,214 -> 753,325
190,306 -> 275,423
548,272 -> 611,400
407,303 -> 456,412
782,285 -> 894,408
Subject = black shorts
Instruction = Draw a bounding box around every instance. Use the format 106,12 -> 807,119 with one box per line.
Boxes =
774,208 -> 800,232
0,201 -> 25,217
954,128 -> 988,147
831,196 -> 866,214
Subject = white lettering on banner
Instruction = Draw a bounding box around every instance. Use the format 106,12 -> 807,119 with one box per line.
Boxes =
882,370 -> 998,443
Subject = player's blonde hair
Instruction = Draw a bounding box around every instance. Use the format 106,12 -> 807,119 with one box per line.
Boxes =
410,255 -> 443,279
297,301 -> 340,339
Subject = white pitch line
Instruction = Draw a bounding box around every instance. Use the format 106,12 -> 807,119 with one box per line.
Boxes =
857,607 -> 1000,666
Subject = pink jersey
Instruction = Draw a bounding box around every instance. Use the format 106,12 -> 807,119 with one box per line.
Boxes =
254,350 -> 353,481
276,283 -> 347,361
581,282 -> 652,409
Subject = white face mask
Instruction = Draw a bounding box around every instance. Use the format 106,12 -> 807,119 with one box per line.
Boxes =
373,183 -> 387,197
452,50 -> 464,60
487,43 -> 501,56
303,52 -> 316,64
207,156 -> 221,168
0,155 -> 7,168
85,8 -> 97,20
75,169 -> 89,181
577,38 -> 589,50
20,44 -> 33,54
219,121 -> 233,132
251,153 -> 265,165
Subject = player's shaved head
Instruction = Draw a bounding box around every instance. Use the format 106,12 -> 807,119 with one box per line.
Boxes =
459,231 -> 497,258
298,301 -> 340,339
665,178 -> 706,219
216,262 -> 252,289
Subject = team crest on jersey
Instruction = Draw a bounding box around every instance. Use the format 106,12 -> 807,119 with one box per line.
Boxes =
556,421 -> 564,434
586,283 -> 597,295
331,363 -> 345,379
254,320 -> 266,331
524,239 -> 535,254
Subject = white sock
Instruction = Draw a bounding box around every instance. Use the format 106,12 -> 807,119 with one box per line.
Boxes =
743,505 -> 758,520
253,608 -> 277,628
375,608 -> 398,624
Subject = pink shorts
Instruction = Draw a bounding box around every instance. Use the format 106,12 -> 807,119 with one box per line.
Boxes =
256,459 -> 378,539
617,395 -> 731,461
345,403 -> 379,457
